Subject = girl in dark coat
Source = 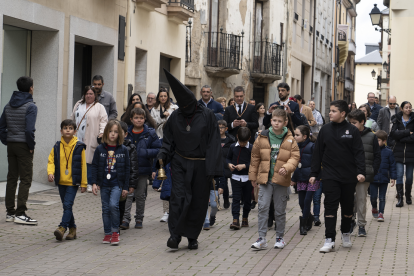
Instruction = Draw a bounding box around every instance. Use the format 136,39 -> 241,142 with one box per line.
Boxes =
291,125 -> 318,235
390,101 -> 414,206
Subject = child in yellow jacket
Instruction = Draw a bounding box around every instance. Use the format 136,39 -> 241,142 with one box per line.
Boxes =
47,119 -> 87,241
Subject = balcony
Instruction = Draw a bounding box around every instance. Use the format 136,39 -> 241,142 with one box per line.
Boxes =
251,40 -> 283,83
167,0 -> 194,24
135,0 -> 168,11
348,40 -> 356,55
204,30 -> 244,78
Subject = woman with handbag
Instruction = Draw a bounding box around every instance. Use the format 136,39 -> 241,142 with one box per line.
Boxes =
71,85 -> 108,192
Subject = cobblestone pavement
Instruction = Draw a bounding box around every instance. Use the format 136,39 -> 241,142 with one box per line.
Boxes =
0,183 -> 412,276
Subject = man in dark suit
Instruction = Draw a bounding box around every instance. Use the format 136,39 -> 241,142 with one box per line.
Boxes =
263,83 -> 303,128
366,92 -> 383,122
223,86 -> 259,143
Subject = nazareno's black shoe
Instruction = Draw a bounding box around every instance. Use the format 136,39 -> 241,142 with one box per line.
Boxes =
167,237 -> 180,250
188,239 -> 198,250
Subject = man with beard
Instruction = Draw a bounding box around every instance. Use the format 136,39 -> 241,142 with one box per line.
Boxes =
263,83 -> 303,128
157,70 -> 222,250
92,75 -> 118,120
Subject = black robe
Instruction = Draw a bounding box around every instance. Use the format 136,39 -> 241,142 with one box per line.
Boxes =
158,103 -> 222,240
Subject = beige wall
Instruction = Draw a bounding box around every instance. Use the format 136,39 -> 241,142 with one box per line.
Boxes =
27,0 -> 126,119
124,2 -> 186,110
389,0 -> 414,104
355,64 -> 380,107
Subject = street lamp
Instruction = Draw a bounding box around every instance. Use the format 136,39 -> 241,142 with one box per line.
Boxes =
369,4 -> 382,26
383,61 -> 388,73
371,69 -> 377,79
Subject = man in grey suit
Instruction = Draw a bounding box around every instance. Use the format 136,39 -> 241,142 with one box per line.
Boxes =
377,95 -> 400,147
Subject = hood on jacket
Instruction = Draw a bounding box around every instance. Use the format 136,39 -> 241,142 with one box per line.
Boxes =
361,127 -> 372,136
127,124 -> 149,138
9,91 -> 33,108
395,111 -> 414,122
61,136 -> 79,147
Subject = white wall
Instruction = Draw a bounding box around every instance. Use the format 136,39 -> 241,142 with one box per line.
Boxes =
355,64 -> 380,107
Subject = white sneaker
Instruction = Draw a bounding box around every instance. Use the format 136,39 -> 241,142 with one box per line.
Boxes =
160,212 -> 169,222
14,213 -> 38,225
251,237 -> 268,250
320,238 -> 335,253
274,237 -> 285,249
342,233 -> 352,248
87,184 -> 93,193
6,213 -> 15,222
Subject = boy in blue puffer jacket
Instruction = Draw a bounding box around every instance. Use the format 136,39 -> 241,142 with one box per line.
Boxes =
370,130 -> 397,222
121,108 -> 161,229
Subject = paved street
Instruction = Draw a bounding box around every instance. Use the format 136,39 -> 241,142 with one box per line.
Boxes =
0,183 -> 412,276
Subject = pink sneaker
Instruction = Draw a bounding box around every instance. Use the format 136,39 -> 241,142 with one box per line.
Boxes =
103,235 -> 111,244
377,213 -> 384,222
111,232 -> 120,245
372,208 -> 379,219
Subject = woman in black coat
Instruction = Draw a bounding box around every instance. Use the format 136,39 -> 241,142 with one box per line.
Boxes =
390,101 -> 414,207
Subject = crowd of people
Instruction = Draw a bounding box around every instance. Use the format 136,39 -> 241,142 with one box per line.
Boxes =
0,75 -> 411,253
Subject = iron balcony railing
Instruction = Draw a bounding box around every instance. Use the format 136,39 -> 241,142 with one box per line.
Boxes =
168,0 -> 194,12
186,21 -> 192,63
252,40 -> 283,76
205,29 -> 244,70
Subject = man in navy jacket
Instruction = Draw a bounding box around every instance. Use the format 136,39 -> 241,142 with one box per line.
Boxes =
198,85 -> 224,118
263,83 -> 303,128
366,92 -> 383,122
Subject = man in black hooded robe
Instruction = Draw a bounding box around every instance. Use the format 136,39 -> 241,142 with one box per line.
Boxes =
157,70 -> 222,250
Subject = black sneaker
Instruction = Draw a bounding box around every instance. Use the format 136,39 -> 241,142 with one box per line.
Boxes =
251,201 -> 257,210
314,218 -> 321,226
349,220 -> 356,234
210,216 -> 216,226
14,213 -> 37,225
358,226 -> 366,237
223,200 -> 230,209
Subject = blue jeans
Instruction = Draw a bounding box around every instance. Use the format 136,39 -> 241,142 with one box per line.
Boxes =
87,163 -> 93,185
313,182 -> 323,218
370,183 -> 388,214
204,190 -> 219,224
58,185 -> 79,229
100,186 -> 122,235
396,162 -> 414,185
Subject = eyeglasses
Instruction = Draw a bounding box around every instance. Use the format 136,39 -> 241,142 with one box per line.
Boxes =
147,97 -> 155,100
389,103 -> 397,105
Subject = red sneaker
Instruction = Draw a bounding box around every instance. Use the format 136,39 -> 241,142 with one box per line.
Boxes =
372,208 -> 379,219
378,213 -> 384,222
103,235 -> 111,244
111,232 -> 120,245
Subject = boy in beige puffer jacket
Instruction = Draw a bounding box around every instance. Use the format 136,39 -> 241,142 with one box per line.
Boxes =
249,109 -> 300,250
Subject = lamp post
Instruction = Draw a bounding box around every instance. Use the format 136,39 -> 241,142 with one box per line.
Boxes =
383,61 -> 388,73
371,69 -> 377,80
370,4 -> 391,35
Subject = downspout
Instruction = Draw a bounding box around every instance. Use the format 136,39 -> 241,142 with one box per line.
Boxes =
124,0 -> 130,111
310,0 -> 317,101
282,0 -> 289,83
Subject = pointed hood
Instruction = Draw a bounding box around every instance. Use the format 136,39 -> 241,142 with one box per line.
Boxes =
163,69 -> 197,117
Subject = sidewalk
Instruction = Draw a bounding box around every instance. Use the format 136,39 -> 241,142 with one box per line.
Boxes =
0,183 -> 411,275
0,181 -> 55,199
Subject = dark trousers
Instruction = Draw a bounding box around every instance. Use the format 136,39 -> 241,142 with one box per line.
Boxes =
223,178 -> 229,202
370,183 -> 388,214
230,178 -> 252,219
58,185 -> 79,229
5,142 -> 34,216
313,182 -> 323,218
298,191 -> 315,219
119,200 -> 126,225
322,180 -> 357,241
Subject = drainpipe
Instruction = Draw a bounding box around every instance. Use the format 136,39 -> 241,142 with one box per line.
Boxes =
282,0 -> 289,83
310,0 -> 317,102
124,0 -> 131,111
